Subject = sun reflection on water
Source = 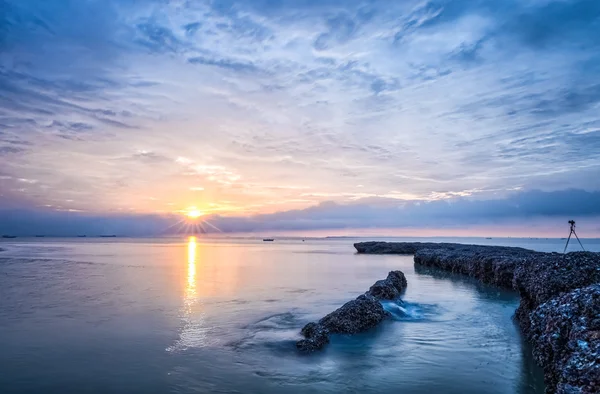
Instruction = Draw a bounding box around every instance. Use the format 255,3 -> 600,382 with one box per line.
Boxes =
187,236 -> 197,297
166,236 -> 207,352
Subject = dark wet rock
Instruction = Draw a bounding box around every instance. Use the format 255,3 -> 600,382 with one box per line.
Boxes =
413,244 -> 539,288
354,241 -> 445,254
527,284 -> 600,394
297,270 -> 406,352
369,271 -> 408,300
319,295 -> 388,334
355,242 -> 600,393
356,242 -> 537,287
296,322 -> 329,352
513,252 -> 600,334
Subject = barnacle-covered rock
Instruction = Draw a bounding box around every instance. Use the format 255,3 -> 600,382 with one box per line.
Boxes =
355,242 -> 600,393
297,271 -> 407,352
528,284 -> 600,394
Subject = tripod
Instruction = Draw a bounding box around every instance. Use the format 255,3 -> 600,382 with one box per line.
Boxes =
563,220 -> 585,253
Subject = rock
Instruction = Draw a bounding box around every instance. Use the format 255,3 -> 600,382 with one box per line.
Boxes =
296,322 -> 329,352
297,270 -> 407,352
368,271 -> 408,300
356,242 -> 537,288
356,242 -> 600,393
513,252 -> 600,334
413,244 -> 537,288
354,241 -> 443,254
319,295 -> 389,335
527,284 -> 600,394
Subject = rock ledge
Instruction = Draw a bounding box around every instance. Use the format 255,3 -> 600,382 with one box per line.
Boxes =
354,242 -> 600,394
297,271 -> 407,352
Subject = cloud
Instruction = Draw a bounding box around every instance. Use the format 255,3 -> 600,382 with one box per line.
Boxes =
1,189 -> 599,236
131,150 -> 170,163
0,146 -> 25,155
204,189 -> 600,233
0,0 -> 599,222
506,0 -> 600,50
187,56 -> 259,73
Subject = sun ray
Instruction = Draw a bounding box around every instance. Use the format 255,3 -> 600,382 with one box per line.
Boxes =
160,217 -> 188,234
201,219 -> 222,233
192,222 -> 200,234
161,206 -> 222,235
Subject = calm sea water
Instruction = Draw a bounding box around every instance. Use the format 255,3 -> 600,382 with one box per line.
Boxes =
1,237 -> 597,394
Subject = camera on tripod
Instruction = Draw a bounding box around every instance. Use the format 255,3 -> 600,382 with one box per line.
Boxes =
564,220 -> 585,254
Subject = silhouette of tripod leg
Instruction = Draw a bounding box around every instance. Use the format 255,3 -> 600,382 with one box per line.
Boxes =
573,231 -> 585,252
563,231 -> 573,254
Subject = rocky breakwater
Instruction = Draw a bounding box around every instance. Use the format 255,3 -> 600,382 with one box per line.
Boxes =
412,243 -> 541,288
527,284 -> 600,394
513,252 -> 600,393
354,242 -> 600,394
355,241 -> 450,255
296,270 -> 407,352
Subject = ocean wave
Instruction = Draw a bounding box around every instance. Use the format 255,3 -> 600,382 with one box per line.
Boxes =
381,300 -> 439,321
229,311 -> 307,353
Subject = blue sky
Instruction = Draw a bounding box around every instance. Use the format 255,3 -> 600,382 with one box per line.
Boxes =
0,0 -> 599,235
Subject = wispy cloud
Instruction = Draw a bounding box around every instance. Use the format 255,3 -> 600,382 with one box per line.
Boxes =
0,0 -> 599,228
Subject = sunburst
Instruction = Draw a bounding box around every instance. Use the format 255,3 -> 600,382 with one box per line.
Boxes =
159,206 -> 222,235
186,208 -> 203,219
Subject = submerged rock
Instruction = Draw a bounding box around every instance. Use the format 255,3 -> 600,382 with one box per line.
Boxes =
297,270 -> 407,352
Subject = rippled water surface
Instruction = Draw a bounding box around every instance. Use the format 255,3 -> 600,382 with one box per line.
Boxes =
0,237 -> 580,393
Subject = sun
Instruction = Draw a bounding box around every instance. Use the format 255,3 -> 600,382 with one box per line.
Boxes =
186,208 -> 204,219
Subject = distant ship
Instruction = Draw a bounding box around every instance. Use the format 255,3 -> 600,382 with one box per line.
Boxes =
100,235 -> 117,238
35,235 -> 45,237
1,235 -> 16,239
77,235 -> 87,238
263,238 -> 275,242
485,237 -> 492,240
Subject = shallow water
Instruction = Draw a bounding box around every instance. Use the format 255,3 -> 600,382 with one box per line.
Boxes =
0,237 -> 566,393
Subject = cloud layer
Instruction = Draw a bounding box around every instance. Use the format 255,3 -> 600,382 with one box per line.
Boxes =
1,0 -> 599,232
1,189 -> 598,236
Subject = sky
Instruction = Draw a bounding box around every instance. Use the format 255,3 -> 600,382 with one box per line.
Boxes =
0,0 -> 599,236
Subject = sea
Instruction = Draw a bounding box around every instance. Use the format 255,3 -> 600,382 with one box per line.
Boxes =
1,236 -> 598,394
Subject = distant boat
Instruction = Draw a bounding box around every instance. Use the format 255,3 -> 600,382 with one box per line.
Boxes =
263,238 -> 274,242
77,235 -> 87,238
35,235 -> 45,237
100,235 -> 117,238
485,237 -> 492,240
1,235 -> 16,239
